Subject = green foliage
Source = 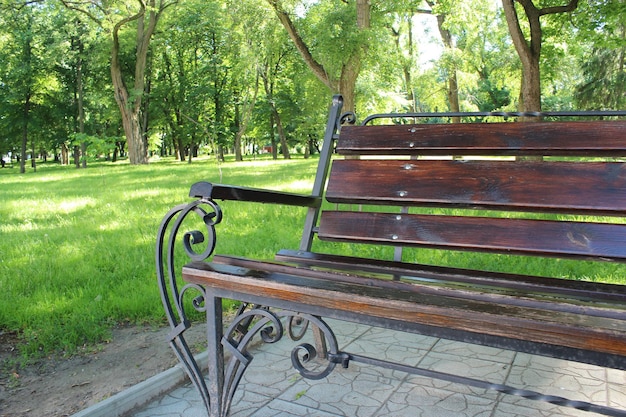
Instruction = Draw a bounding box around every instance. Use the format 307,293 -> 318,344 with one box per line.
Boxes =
572,0 -> 626,110
0,0 -> 623,166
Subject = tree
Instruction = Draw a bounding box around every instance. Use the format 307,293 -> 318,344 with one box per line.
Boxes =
0,1 -> 50,173
574,0 -> 626,110
424,1 -> 461,120
444,0 -> 514,112
265,0 -> 371,112
502,0 -> 579,111
61,0 -> 175,164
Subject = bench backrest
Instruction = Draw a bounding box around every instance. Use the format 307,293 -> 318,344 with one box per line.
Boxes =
304,96 -> 626,270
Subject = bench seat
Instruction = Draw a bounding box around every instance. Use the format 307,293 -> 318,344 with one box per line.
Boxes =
185,252 -> 626,369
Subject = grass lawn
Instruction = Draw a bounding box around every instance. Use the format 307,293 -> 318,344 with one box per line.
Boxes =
0,155 -> 319,358
1,154 -> 625,359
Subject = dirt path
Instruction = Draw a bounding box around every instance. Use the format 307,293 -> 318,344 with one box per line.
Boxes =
0,324 -> 205,417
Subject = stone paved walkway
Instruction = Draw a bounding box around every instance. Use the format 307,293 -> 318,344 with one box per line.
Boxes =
132,319 -> 625,417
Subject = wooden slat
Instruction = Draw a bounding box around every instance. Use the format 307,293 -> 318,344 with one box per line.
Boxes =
215,254 -> 626,317
337,121 -> 626,156
325,159 -> 626,215
275,249 -> 626,302
182,261 -> 626,363
318,211 -> 626,261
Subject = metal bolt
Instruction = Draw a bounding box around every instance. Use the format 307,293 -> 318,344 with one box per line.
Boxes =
392,234 -> 399,240
398,190 -> 408,197
396,215 -> 402,220
409,142 -> 415,148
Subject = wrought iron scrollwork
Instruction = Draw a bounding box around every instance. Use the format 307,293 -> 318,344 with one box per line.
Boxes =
339,111 -> 357,127
156,196 -> 223,413
217,308 -> 340,415
157,197 -> 342,416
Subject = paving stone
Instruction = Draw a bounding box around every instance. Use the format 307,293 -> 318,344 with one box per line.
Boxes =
127,320 -> 626,417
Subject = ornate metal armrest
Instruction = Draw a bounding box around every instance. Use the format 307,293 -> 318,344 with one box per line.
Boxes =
156,191 -> 225,411
155,181 -> 322,413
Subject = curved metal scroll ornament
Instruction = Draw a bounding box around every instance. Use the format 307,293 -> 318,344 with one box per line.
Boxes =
219,308 -> 340,416
339,111 -> 357,128
155,196 -> 222,413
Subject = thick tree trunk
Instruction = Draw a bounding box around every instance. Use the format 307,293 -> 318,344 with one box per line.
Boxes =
339,55 -> 360,114
519,54 -> 541,112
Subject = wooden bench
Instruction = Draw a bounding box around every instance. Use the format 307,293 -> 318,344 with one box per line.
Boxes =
156,95 -> 626,417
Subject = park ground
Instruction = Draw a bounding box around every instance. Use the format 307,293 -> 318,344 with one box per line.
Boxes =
0,323 -> 206,417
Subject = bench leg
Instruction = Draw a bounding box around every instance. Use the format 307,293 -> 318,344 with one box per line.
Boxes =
205,293 -> 225,417
197,300 -> 342,416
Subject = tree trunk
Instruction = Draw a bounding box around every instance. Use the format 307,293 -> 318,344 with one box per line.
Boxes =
30,136 -> 36,172
74,145 -> 80,168
234,103 -> 242,162
20,95 -> 29,174
272,105 -> 290,159
391,14 -> 415,108
339,56 -> 360,115
177,137 -> 185,162
76,35 -> 87,168
269,113 -> 278,160
234,78 -> 259,162
61,143 -> 69,165
502,0 -> 579,112
110,2 -> 163,165
430,5 -> 461,122
519,54 -> 541,112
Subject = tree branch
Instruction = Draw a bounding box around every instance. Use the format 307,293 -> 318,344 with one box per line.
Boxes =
502,0 -> 532,60
58,0 -> 105,25
265,0 -> 336,90
539,0 -> 579,16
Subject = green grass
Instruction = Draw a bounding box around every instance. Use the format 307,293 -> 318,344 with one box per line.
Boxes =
1,154 -> 625,359
0,155 -> 319,358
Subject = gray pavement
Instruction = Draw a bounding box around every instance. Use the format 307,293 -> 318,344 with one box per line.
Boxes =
125,319 -> 625,417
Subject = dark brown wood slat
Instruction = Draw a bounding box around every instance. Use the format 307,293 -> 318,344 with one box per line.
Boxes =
338,121 -> 626,156
214,254 -> 626,318
326,159 -> 626,215
318,211 -> 626,261
183,261 -> 626,359
275,249 -> 626,302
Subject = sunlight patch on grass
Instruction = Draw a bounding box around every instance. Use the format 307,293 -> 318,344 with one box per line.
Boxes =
282,179 -> 315,193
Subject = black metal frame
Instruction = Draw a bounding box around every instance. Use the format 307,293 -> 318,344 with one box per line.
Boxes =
156,96 -> 626,417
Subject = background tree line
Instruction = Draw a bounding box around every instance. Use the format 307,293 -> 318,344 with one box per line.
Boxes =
0,0 -> 623,170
